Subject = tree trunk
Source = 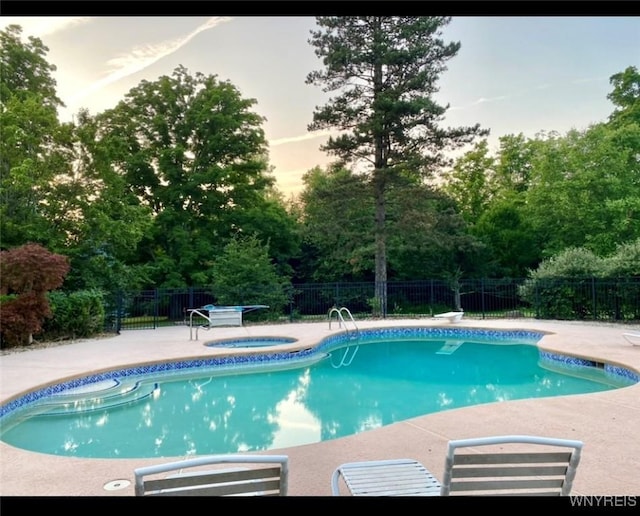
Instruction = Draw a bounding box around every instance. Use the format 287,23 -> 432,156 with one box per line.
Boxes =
372,19 -> 387,317
373,169 -> 387,317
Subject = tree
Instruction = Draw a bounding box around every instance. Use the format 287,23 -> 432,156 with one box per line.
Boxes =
306,16 -> 487,314
209,235 -> 290,315
299,165 -> 374,282
473,198 -> 541,278
299,165 -> 486,284
0,25 -> 67,250
224,186 -> 301,282
458,135 -> 543,277
58,108 -> 155,292
0,243 -> 70,347
607,65 -> 640,128
523,124 -> 640,257
492,133 -> 540,195
442,139 -> 495,224
94,66 -> 278,287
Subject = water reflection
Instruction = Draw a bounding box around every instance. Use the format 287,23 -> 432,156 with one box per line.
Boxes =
0,339 -> 623,458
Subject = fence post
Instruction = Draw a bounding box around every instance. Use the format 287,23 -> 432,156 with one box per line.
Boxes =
591,277 -> 596,321
153,288 -> 159,329
430,279 -> 434,314
116,290 -> 123,333
481,279 -> 486,319
289,285 -> 295,322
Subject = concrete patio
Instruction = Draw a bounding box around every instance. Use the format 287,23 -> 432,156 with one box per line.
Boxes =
1,317 -> 639,497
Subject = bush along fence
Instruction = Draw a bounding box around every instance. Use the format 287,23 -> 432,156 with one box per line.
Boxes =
103,277 -> 640,331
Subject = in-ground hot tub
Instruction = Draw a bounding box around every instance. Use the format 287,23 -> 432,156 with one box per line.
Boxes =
204,336 -> 298,348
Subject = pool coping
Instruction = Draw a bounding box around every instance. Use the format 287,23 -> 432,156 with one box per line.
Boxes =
1,318 -> 639,496
1,325 -> 637,422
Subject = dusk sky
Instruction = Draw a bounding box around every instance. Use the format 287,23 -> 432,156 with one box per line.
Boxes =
2,16 -> 638,196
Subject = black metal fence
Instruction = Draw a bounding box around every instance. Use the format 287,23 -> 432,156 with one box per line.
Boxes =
106,277 -> 640,331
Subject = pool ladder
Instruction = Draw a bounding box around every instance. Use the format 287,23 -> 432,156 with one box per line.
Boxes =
328,307 -> 359,336
188,308 -> 211,341
328,307 -> 360,368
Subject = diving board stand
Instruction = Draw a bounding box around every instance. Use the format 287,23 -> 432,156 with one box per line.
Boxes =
189,304 -> 268,340
434,311 -> 464,323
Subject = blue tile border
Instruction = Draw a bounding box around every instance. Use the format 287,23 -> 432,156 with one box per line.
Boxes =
1,327 -> 638,421
539,350 -> 640,385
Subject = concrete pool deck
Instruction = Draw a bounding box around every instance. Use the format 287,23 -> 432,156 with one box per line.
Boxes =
1,317 -> 639,497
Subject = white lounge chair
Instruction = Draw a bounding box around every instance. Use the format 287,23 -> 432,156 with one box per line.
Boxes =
623,332 -> 640,346
134,454 -> 288,496
434,311 -> 464,323
331,435 -> 583,496
331,458 -> 441,496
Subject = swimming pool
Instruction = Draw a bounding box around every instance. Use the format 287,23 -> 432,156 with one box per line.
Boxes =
0,327 -> 636,459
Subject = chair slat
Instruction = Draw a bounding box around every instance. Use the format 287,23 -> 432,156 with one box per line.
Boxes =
454,451 -> 571,465
451,465 -> 569,478
450,478 -> 565,492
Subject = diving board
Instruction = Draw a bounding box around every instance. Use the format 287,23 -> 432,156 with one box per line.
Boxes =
434,311 -> 464,323
188,304 -> 269,340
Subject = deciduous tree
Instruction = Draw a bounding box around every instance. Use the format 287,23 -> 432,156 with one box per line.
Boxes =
0,25 -> 67,250
94,66 -> 281,287
0,243 -> 69,347
607,65 -> 640,128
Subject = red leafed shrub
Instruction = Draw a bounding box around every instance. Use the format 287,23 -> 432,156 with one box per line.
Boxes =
0,243 -> 70,348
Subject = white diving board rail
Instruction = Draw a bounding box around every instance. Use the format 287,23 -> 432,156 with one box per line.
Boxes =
188,304 -> 268,340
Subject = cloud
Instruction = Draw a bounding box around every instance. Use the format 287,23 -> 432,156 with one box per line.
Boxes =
448,95 -> 509,111
68,17 -> 233,106
448,76 -> 606,112
0,17 -> 93,37
269,129 -> 336,147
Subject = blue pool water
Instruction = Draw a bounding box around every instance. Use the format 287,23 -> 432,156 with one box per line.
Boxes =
0,328 -> 635,459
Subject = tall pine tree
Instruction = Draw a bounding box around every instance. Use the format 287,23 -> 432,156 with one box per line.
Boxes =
307,17 -> 487,314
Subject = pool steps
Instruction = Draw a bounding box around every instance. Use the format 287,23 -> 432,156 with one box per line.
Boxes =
33,380 -> 159,416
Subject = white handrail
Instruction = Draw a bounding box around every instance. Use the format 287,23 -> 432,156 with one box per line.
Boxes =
328,307 -> 359,335
188,308 -> 211,340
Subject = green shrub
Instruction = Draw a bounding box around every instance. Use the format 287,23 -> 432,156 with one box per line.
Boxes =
42,290 -> 106,341
519,244 -> 639,320
601,238 -> 640,277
